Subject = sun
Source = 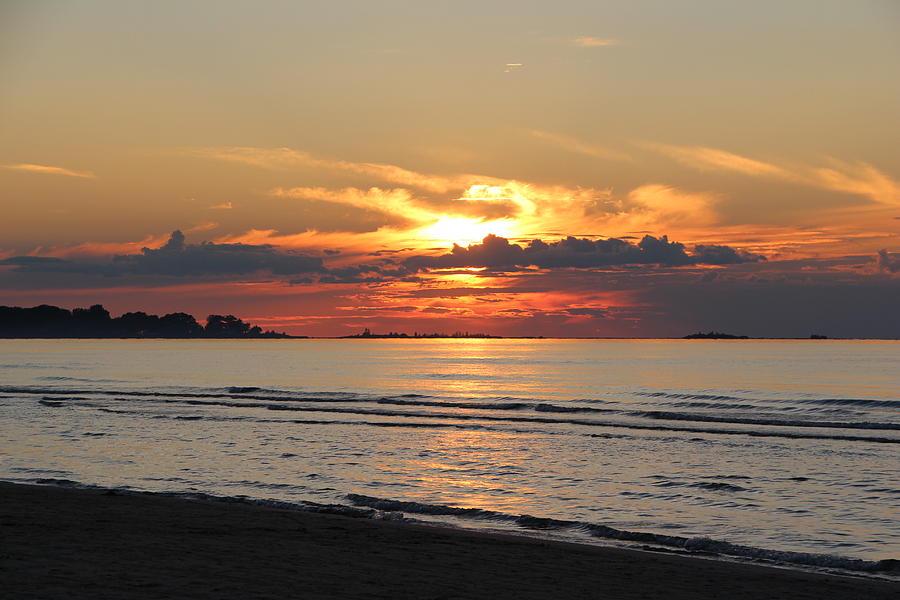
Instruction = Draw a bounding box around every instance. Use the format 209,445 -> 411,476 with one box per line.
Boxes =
419,217 -> 517,247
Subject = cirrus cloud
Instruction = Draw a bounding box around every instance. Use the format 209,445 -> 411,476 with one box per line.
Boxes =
643,142 -> 900,206
573,36 -> 618,47
3,163 -> 96,179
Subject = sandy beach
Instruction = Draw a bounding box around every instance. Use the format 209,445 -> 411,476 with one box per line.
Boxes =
1,482 -> 896,599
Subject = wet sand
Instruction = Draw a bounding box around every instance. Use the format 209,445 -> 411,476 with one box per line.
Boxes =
1,481 -> 896,599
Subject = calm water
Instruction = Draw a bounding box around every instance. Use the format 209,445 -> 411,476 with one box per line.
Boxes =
1,339 -> 898,572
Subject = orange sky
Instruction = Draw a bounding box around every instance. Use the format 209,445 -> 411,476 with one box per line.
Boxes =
1,1 -> 898,337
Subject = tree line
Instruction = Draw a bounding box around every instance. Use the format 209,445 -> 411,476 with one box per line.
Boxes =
0,304 -> 292,338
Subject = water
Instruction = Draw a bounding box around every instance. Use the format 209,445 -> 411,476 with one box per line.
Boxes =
1,339 -> 898,573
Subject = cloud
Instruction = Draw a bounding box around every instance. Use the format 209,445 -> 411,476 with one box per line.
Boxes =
186,221 -> 220,233
314,263 -> 411,284
404,233 -> 764,271
209,201 -> 233,209
192,145 -> 729,242
529,130 -> 633,162
33,233 -> 174,259
573,37 -> 618,47
2,163 -> 96,179
617,184 -> 719,229
1,230 -> 324,278
565,307 -> 608,318
693,244 -> 764,265
188,146 -> 498,194
808,160 -> 900,206
640,142 -> 789,178
875,250 -> 900,274
271,186 -> 430,223
213,227 -> 403,259
644,142 -> 900,206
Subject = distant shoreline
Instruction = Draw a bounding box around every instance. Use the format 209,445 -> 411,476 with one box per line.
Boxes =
3,336 -> 898,341
4,305 -> 896,340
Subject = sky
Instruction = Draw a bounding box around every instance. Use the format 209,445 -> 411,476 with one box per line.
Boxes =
1,0 -> 899,338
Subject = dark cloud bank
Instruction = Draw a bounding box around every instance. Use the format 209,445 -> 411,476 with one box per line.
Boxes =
1,231 -> 896,338
877,249 -> 900,274
1,231 -> 765,285
404,234 -> 765,271
1,231 -> 324,278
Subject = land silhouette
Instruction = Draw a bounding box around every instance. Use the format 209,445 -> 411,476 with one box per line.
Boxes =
342,328 -> 501,339
2,305 -> 832,340
683,331 -> 750,339
0,304 -> 292,339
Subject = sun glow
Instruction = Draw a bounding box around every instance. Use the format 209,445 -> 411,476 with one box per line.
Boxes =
419,216 -> 517,247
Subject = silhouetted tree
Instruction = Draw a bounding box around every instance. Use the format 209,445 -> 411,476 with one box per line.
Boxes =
69,304 -> 112,337
0,304 -> 288,338
156,312 -> 204,338
1,305 -> 71,336
112,311 -> 159,337
205,314 -> 253,338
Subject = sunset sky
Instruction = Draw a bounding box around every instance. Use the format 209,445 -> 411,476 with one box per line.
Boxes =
2,0 -> 899,337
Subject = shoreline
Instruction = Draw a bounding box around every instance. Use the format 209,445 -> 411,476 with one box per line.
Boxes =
2,481 -> 896,599
3,337 -> 900,340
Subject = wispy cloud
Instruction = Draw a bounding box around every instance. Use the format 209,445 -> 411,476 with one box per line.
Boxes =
807,159 -> 900,206
209,201 -> 233,210
37,233 -> 172,258
643,142 -> 900,206
272,187 -> 429,222
529,130 -> 633,162
193,145 -> 722,247
187,221 -> 219,233
2,163 -> 96,179
573,36 -> 618,47
640,142 -> 789,178
187,146 -> 498,194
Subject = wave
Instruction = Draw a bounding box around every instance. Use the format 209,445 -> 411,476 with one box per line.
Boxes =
118,410 -> 560,436
118,400 -> 900,443
13,387 -> 900,444
663,402 -> 764,410
39,399 -> 67,407
375,398 -> 533,411
637,392 -> 745,401
8,385 -> 900,443
344,494 -> 898,573
638,390 -> 900,410
18,477 -> 900,573
636,411 -> 900,431
12,384 -> 900,420
37,376 -> 123,383
799,398 -> 900,409
650,480 -> 751,493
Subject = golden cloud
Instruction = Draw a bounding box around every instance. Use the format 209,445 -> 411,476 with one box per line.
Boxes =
644,142 -> 900,206
573,37 -> 618,47
3,163 -> 96,179
529,130 -> 634,162
187,146 -> 501,194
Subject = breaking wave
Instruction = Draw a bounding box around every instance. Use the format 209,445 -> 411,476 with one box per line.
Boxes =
344,494 -> 899,573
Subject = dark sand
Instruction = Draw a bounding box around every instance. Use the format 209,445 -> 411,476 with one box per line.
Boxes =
1,482 -> 896,599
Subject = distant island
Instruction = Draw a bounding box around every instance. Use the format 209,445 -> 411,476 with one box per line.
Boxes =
683,331 -> 750,339
341,328 -> 501,339
0,304 -> 294,339
683,331 -> 832,340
